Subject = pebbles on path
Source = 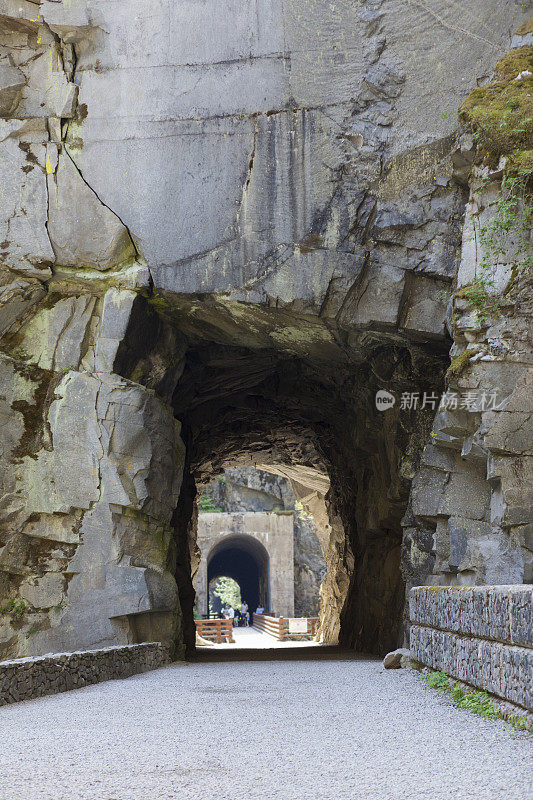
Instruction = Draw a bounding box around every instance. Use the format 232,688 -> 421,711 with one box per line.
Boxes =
0,654 -> 530,800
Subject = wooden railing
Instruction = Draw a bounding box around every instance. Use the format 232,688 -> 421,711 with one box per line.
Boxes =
253,613 -> 285,640
253,614 -> 319,641
195,619 -> 234,643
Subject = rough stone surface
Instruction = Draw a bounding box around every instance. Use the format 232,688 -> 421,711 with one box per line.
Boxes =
410,586 -> 533,710
400,24 -> 533,609
204,468 -> 295,514
383,648 -> 410,669
0,2 -> 531,663
0,642 -> 170,706
47,153 -> 136,271
410,585 -> 533,647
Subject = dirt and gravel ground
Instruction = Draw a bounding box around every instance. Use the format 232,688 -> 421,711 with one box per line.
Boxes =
0,645 -> 531,800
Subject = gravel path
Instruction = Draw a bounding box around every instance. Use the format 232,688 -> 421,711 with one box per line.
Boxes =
0,653 -> 531,800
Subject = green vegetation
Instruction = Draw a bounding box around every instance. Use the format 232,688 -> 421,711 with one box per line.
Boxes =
146,293 -> 170,313
424,671 -> 529,731
445,349 -> 472,384
209,576 -> 241,610
505,148 -> 533,182
459,47 -> 533,162
0,599 -> 27,619
478,173 -> 532,273
455,47 -> 533,325
456,172 -> 532,325
516,19 -> 533,36
294,500 -> 312,520
454,278 -> 505,325
198,492 -> 223,513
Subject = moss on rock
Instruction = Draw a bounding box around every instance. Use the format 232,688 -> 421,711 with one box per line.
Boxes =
445,350 -> 472,384
516,19 -> 533,36
459,46 -> 533,162
505,148 -> 533,184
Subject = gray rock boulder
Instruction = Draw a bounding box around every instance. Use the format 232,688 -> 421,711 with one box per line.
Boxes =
383,648 -> 411,669
47,153 -> 137,271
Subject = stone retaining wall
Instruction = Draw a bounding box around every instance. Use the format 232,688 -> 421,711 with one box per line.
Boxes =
410,586 -> 532,710
0,643 -> 171,707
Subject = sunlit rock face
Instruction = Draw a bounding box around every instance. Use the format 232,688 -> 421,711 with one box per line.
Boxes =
0,1 -> 531,659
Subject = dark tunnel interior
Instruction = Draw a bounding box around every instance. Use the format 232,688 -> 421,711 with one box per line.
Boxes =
207,536 -> 270,616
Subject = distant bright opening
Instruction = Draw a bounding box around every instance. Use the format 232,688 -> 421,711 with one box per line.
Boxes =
207,534 -> 270,619
208,576 -> 241,616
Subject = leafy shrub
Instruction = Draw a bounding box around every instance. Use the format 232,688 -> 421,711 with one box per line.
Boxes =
198,492 -> 223,513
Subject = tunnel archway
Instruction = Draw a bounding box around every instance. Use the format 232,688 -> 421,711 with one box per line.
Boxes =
114,294 -> 449,658
207,535 -> 270,617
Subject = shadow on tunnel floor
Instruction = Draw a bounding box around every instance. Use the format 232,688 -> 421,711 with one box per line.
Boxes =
189,645 -> 378,663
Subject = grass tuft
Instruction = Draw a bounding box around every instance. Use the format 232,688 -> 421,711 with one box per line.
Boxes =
423,671 -> 529,731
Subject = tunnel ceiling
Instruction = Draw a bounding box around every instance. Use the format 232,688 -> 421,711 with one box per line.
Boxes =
116,294 -> 449,484
208,534 -> 270,567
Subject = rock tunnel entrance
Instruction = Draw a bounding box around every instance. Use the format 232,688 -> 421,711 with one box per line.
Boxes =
113,293 -> 449,659
0,0 -> 530,676
207,535 -> 270,618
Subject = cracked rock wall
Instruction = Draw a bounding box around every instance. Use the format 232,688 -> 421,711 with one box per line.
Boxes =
0,290 -> 186,657
0,1 -> 531,658
402,29 -> 533,631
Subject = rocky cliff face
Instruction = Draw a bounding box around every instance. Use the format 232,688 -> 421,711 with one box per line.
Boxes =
293,512 -> 327,617
0,1 -> 530,659
202,468 -> 295,514
403,37 -> 533,616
